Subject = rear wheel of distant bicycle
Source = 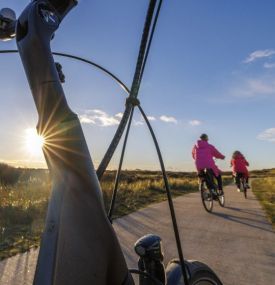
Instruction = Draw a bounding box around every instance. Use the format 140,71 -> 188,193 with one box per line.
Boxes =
243,186 -> 247,199
241,178 -> 247,199
217,188 -> 225,207
200,180 -> 213,213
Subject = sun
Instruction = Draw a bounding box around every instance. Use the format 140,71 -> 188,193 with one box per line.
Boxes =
24,128 -> 45,156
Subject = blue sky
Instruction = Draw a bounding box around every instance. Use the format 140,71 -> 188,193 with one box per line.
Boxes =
0,0 -> 275,171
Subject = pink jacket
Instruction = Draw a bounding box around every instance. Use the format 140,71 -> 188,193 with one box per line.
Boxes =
192,140 -> 225,176
231,154 -> 249,176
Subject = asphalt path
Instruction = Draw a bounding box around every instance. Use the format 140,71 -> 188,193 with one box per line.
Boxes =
0,184 -> 274,285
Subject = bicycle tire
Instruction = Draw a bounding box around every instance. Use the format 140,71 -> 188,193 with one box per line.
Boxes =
190,270 -> 222,285
189,261 -> 222,285
243,184 -> 247,199
200,181 -> 213,213
240,178 -> 247,199
240,178 -> 243,192
166,260 -> 223,285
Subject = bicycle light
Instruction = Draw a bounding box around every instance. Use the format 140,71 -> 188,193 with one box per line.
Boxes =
135,234 -> 166,284
134,234 -> 164,261
0,8 -> 16,41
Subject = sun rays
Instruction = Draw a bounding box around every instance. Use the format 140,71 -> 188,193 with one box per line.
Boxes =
20,92 -> 90,171
24,128 -> 45,157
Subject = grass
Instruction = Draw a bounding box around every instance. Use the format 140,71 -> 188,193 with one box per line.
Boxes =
0,164 -> 274,261
252,177 -> 275,227
0,170 -> 200,260
0,181 -> 49,260
102,172 -> 199,219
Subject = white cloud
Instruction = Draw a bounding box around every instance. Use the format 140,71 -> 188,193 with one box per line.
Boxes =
147,116 -> 156,121
90,109 -> 105,115
247,79 -> 275,94
263,62 -> 275,69
133,120 -> 144,126
232,78 -> 275,98
115,112 -> 123,119
79,109 -> 120,127
244,49 -> 275,63
159,115 -> 177,124
140,115 -> 156,123
189,120 -> 202,126
79,116 -> 95,124
257,128 -> 275,142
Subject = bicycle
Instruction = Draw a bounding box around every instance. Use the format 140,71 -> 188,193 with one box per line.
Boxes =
198,169 -> 225,213
1,1 -> 223,284
235,173 -> 248,199
130,234 -> 223,284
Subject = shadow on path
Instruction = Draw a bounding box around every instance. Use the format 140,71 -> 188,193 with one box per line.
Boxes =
212,211 -> 274,234
226,206 -> 267,218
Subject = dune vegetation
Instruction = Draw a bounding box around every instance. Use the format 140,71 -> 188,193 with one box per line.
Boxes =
1,163 -> 272,260
252,175 -> 275,227
0,166 -> 201,260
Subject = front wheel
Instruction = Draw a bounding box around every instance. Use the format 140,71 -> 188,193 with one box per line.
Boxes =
166,260 -> 223,285
200,181 -> 213,213
190,270 -> 222,284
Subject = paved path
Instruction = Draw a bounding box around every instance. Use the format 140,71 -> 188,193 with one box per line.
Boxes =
0,185 -> 274,285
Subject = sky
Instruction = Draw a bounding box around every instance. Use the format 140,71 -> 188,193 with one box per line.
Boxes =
0,0 -> 275,171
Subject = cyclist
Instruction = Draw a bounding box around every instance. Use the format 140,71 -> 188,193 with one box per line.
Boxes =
230,151 -> 250,192
192,134 -> 225,193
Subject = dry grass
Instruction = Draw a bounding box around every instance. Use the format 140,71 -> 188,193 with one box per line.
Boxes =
102,174 -> 199,219
0,181 -> 50,260
252,177 -> 275,227
0,171 -> 199,260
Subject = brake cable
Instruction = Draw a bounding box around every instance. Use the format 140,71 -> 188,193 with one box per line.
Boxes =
0,50 -> 190,285
0,1 -> 190,283
96,0 -> 157,179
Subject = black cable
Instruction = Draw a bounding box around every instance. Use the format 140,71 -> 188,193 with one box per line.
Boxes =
1,7 -> 189,280
0,47 -> 190,284
98,0 -> 163,180
107,0 -> 163,223
0,1 -> 163,182
138,105 -> 190,285
108,106 -> 134,221
96,0 -> 157,180
53,52 -> 129,93
0,50 -> 17,54
0,50 -> 130,94
139,0 -> 163,85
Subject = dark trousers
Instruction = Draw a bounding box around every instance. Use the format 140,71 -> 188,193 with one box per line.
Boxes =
215,174 -> 223,191
235,173 -> 249,188
198,169 -> 223,191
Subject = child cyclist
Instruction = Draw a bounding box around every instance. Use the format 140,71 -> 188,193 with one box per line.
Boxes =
230,151 -> 250,191
192,134 -> 225,193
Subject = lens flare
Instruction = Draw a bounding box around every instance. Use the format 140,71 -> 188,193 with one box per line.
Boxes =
24,128 -> 45,156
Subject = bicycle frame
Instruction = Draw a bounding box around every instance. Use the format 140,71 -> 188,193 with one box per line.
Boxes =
235,173 -> 248,198
0,1 -> 224,284
16,1 -> 133,284
199,169 -> 225,212
198,169 -> 217,191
